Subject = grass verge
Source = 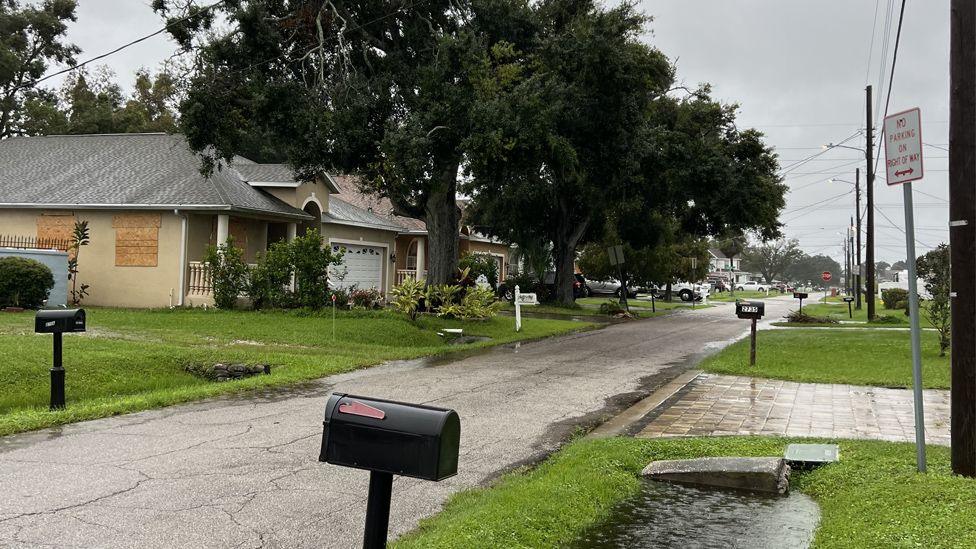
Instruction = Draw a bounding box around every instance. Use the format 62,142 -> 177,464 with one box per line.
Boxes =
0,308 -> 589,436
394,437 -> 976,549
700,328 -> 949,388
707,290 -> 781,302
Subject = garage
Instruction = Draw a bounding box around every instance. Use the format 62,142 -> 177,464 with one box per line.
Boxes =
330,243 -> 384,291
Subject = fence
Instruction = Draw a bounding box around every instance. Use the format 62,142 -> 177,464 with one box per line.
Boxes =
0,235 -> 71,251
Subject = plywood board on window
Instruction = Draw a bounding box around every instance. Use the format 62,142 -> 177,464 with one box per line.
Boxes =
113,213 -> 160,267
228,217 -> 248,251
36,213 -> 74,241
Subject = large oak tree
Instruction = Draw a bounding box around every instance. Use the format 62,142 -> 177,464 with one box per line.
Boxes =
154,0 -> 535,284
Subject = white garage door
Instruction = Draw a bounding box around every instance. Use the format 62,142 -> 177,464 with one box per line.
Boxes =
330,244 -> 383,291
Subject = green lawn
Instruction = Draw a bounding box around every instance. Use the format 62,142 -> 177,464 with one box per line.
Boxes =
0,308 -> 588,436
795,301 -> 909,325
499,298 -> 706,319
700,328 -> 949,388
708,290 -> 783,302
395,437 -> 976,549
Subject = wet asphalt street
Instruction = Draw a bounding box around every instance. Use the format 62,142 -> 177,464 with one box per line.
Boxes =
0,298 -> 794,548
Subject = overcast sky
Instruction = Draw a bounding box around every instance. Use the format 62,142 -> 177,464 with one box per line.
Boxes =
53,0 -> 951,265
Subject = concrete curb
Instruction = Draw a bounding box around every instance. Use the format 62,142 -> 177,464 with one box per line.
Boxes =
587,369 -> 701,439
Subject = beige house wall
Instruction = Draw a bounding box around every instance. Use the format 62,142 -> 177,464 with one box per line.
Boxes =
324,222 -> 397,294
0,209 -> 182,308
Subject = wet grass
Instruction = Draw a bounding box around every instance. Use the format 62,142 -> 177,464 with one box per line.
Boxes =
0,308 -> 588,436
699,328 -> 949,389
707,290 -> 780,302
394,437 -> 976,549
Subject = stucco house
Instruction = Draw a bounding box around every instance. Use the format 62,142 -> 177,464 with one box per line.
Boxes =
0,133 -> 511,308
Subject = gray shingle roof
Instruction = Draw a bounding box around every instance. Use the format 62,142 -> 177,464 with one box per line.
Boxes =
324,196 -> 402,232
0,133 -> 312,220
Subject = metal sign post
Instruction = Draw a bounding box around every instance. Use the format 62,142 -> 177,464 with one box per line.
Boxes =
821,271 -> 832,303
884,106 -> 926,473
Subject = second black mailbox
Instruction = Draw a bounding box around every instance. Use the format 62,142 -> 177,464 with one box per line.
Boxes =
320,393 -> 460,481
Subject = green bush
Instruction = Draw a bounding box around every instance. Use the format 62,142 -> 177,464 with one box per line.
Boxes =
459,253 -> 499,288
248,241 -> 292,309
599,300 -> 625,315
204,239 -> 250,309
882,288 -> 909,309
349,287 -> 383,309
0,257 -> 55,309
391,278 -> 426,320
292,229 -> 343,309
870,314 -> 903,324
458,286 -> 501,320
785,310 -> 838,324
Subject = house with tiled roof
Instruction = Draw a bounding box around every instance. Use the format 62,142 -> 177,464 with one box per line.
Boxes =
0,133 -> 405,307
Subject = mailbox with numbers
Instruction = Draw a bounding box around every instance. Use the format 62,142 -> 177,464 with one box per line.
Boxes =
735,301 -> 765,320
793,292 -> 808,300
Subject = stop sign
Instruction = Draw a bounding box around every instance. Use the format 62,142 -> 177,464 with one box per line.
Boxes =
821,271 -> 832,282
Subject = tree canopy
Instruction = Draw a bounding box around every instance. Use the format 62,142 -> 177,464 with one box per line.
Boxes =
741,239 -> 803,284
0,0 -> 78,137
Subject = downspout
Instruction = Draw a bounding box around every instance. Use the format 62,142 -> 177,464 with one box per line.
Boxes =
176,209 -> 188,307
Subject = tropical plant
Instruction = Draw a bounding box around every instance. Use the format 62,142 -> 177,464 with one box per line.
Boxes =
428,284 -> 463,317
391,278 -> 426,321
0,257 -> 55,308
458,286 -> 501,320
68,220 -> 90,305
203,238 -> 249,309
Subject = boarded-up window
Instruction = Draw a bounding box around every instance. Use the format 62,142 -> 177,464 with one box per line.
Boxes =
36,213 -> 75,251
228,217 -> 248,252
113,213 -> 161,267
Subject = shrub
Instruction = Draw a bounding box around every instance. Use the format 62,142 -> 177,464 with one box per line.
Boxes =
894,299 -> 910,315
427,284 -> 463,316
329,287 -> 351,309
882,288 -> 908,309
458,286 -> 501,320
291,229 -> 343,309
204,239 -> 249,309
0,257 -> 55,309
248,242 -> 292,309
391,278 -> 426,320
599,300 -> 626,315
350,287 -> 383,309
786,310 -> 838,324
459,253 -> 499,288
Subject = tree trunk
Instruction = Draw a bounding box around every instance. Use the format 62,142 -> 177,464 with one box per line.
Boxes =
424,163 -> 460,285
552,203 -> 588,306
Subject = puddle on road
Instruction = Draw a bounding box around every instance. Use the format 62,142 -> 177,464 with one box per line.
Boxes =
572,479 -> 819,549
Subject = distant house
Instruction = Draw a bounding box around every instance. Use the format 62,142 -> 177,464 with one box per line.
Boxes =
707,248 -> 752,284
0,133 -> 511,309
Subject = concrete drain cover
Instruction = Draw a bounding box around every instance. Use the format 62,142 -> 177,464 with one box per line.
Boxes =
785,443 -> 839,469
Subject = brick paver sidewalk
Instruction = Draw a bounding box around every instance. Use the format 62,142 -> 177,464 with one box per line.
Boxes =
636,373 -> 950,445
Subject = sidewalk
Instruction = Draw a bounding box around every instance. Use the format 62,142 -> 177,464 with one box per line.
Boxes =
633,373 -> 950,446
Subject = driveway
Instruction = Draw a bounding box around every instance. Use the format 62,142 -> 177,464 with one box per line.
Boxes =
0,298 -> 794,548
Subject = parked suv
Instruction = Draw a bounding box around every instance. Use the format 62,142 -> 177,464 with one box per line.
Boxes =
736,280 -> 768,292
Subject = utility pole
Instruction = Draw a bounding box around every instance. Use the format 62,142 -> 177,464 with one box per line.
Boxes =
849,216 -> 855,296
855,168 -> 863,310
865,85 -> 877,320
844,234 -> 850,295
950,0 -> 976,477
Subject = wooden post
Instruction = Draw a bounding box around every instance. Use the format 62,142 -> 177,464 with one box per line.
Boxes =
950,0 -> 976,477
750,318 -> 757,366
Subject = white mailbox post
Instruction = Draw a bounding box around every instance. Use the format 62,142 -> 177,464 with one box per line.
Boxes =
513,285 -> 538,332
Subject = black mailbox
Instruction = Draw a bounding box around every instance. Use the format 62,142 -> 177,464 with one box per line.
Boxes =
320,393 -> 460,481
34,309 -> 86,334
319,393 -> 461,548
793,292 -> 808,300
736,301 -> 765,319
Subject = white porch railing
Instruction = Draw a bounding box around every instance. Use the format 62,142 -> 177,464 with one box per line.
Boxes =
396,269 -> 427,285
188,261 -> 213,296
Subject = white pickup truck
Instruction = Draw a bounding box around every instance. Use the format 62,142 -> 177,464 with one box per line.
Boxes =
661,282 -> 710,302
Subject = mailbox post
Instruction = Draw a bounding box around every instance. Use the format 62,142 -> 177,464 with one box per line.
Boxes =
735,301 -> 765,366
513,285 -> 538,332
34,309 -> 86,410
843,296 -> 855,319
319,393 -> 460,549
793,292 -> 808,313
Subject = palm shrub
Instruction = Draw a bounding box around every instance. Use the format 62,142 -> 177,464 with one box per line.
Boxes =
204,238 -> 249,309
391,278 -> 426,320
0,257 -> 55,308
458,286 -> 501,320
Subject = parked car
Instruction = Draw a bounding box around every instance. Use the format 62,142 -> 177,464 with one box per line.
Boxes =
736,281 -> 768,292
528,272 -> 587,299
773,282 -> 795,293
708,278 -> 729,292
586,277 -> 638,298
671,282 -> 710,302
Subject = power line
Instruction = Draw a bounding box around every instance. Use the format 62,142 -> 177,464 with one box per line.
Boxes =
25,1 -> 228,90
874,0 -> 909,173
